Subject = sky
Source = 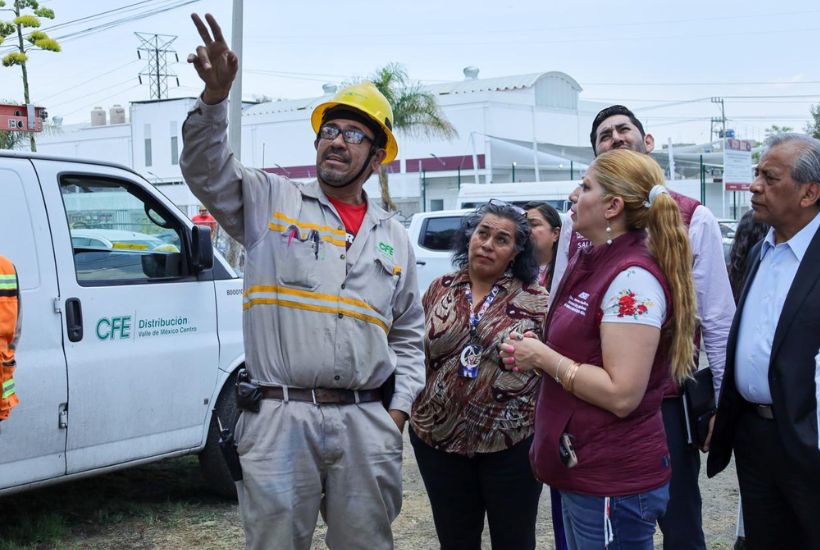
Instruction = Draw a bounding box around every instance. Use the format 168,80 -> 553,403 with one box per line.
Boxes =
1,0 -> 819,145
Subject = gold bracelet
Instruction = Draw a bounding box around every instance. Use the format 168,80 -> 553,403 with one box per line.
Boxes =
559,359 -> 574,382
563,362 -> 581,393
553,356 -> 568,384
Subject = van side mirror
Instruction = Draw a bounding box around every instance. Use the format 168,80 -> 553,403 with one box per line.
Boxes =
191,225 -> 214,272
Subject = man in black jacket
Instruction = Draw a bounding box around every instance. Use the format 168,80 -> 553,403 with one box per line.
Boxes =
708,133 -> 820,549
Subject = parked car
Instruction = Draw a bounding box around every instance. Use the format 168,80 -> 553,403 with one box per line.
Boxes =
70,229 -> 177,252
406,209 -> 471,294
717,219 -> 738,268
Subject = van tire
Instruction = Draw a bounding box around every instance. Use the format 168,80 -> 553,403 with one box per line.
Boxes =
199,370 -> 239,500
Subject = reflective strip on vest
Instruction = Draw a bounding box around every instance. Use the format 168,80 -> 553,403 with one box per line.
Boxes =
0,273 -> 16,290
2,377 -> 15,398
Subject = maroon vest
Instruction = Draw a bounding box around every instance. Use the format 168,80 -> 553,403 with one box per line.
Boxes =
530,230 -> 673,496
566,190 -> 701,398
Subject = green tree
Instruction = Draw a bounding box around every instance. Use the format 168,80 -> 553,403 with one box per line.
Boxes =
369,63 -> 457,211
0,0 -> 60,152
805,105 -> 820,139
0,129 -> 24,149
764,124 -> 793,139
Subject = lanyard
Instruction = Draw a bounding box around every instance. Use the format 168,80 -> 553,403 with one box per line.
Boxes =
465,284 -> 500,342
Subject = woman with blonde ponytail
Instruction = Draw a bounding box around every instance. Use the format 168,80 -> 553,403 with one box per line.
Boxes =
499,149 -> 697,549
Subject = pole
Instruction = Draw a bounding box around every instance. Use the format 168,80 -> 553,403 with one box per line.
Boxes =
511,162 -> 516,183
421,169 -> 427,212
721,144 -> 727,218
229,0 -> 244,161
469,132 -> 480,185
532,105 -> 540,182
570,161 -> 574,180
667,137 -> 675,180
700,154 -> 706,204
457,166 -> 461,189
154,41 -> 161,99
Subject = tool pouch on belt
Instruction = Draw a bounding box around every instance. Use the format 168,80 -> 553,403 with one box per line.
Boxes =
380,373 -> 395,411
235,368 -> 261,413
0,359 -> 19,421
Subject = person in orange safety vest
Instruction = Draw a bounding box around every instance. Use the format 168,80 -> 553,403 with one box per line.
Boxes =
0,256 -> 20,421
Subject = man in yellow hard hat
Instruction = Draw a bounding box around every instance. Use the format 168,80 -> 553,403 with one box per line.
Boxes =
181,13 -> 424,550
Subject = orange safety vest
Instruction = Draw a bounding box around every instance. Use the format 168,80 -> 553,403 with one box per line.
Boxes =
0,256 -> 20,421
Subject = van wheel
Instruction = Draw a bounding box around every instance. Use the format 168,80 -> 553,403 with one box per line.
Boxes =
199,370 -> 239,500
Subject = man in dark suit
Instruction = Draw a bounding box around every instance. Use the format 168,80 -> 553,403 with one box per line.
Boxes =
708,133 -> 820,549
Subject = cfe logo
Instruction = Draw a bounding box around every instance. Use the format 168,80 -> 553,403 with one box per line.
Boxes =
378,241 -> 394,259
96,316 -> 132,340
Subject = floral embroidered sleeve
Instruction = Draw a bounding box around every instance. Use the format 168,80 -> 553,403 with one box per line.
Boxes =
600,267 -> 667,328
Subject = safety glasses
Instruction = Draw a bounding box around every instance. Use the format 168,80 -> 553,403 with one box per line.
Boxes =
319,124 -> 373,145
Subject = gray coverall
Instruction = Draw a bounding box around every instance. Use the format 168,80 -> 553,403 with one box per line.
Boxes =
180,98 -> 425,550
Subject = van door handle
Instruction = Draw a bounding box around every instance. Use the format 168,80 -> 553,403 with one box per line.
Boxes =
416,261 -> 426,266
65,297 -> 83,342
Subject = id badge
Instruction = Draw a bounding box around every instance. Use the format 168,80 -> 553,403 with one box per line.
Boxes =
459,343 -> 482,379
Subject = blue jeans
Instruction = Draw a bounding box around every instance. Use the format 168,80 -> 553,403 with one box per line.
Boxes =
561,483 -> 670,550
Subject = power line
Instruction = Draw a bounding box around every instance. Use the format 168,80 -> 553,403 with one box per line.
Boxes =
587,95 -> 820,103
0,0 -> 200,50
585,80 -> 820,87
61,83 -> 143,117
251,9 -> 820,43
35,59 -> 141,103
47,77 -> 137,109
54,0 -> 199,44
39,1 -> 162,33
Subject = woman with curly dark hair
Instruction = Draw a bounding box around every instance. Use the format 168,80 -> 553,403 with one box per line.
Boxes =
410,199 -> 548,550
728,210 -> 770,302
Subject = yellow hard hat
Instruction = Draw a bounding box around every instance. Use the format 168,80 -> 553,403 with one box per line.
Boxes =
311,81 -> 398,164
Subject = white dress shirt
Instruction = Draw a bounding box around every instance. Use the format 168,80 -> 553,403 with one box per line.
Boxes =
551,205 -> 735,399
815,349 -> 820,451
735,211 -> 820,404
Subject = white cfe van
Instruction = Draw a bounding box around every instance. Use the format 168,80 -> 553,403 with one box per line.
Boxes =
0,150 -> 244,498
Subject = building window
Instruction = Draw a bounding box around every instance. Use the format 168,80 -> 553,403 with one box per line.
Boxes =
144,124 -> 152,167
169,121 -> 178,165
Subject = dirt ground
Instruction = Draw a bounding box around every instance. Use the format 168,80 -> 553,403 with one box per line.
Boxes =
4,428 -> 740,550
324,430 -> 741,549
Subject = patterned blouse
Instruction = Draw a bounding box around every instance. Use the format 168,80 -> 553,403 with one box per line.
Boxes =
411,269 -> 549,454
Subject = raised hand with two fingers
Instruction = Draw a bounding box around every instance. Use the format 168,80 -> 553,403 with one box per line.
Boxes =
188,13 -> 239,105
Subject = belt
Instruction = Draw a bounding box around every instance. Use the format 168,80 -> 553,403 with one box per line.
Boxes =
743,400 -> 775,420
259,386 -> 382,405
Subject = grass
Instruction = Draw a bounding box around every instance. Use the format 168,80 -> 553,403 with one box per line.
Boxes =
0,456 -> 242,549
0,437 -> 740,549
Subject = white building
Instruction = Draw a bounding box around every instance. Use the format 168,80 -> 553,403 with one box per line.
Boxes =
35,67 -> 740,219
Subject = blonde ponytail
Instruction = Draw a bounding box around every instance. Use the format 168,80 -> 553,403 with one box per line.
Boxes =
589,149 -> 698,382
645,192 -> 697,382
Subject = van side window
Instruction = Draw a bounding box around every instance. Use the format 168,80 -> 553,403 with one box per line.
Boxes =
59,175 -> 186,286
419,216 -> 463,251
